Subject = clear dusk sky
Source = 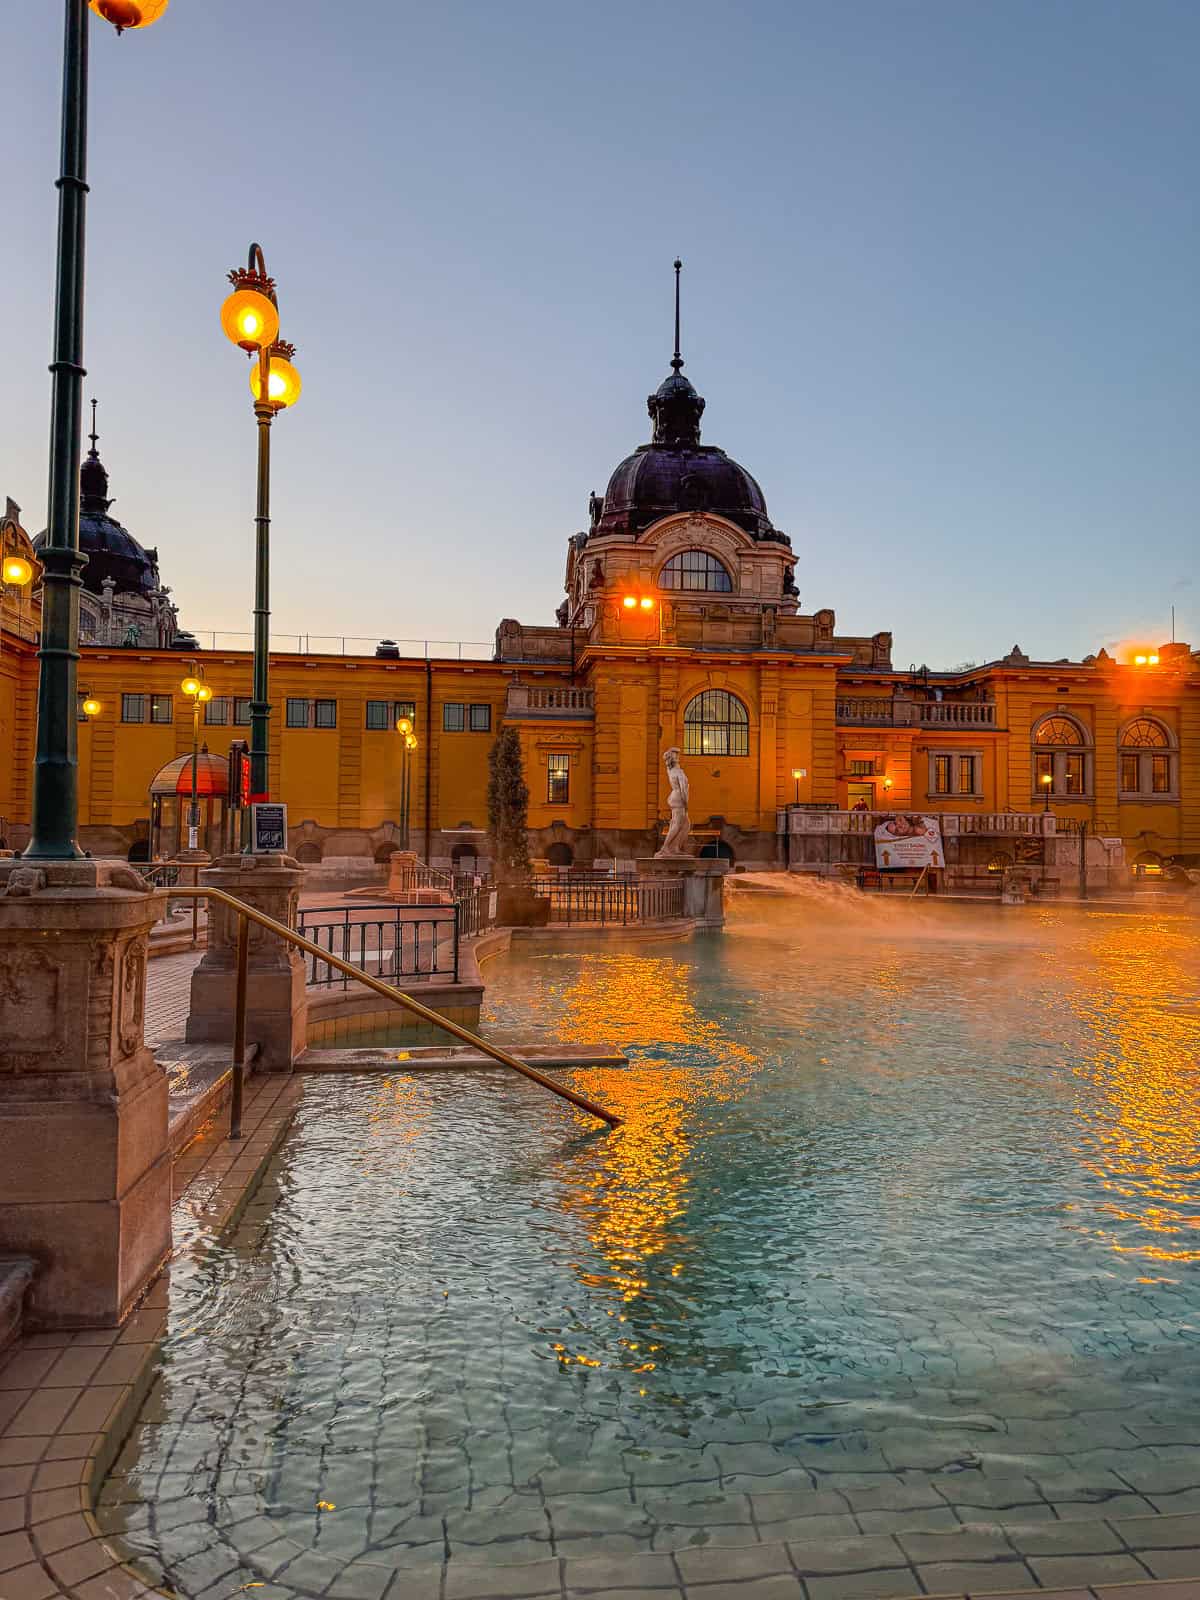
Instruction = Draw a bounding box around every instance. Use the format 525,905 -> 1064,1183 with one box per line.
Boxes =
6,1 -> 1198,668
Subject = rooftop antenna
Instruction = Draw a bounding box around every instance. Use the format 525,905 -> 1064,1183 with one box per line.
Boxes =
88,397 -> 99,456
1171,604 -> 1176,643
671,258 -> 683,373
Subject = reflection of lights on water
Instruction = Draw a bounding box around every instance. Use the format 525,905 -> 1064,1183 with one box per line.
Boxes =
1066,913 -> 1200,1262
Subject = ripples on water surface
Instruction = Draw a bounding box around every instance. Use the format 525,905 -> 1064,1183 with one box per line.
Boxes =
104,893 -> 1200,1583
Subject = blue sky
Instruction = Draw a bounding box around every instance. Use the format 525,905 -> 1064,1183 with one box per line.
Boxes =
7,1 -> 1197,667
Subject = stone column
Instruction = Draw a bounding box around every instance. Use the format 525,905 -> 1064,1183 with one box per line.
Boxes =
386,850 -> 418,897
635,857 -> 729,928
187,852 -> 306,1070
0,858 -> 170,1329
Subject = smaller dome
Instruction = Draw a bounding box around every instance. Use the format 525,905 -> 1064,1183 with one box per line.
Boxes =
150,748 -> 228,799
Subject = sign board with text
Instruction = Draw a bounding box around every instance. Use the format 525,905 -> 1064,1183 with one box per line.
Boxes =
873,814 -> 945,870
251,803 -> 288,854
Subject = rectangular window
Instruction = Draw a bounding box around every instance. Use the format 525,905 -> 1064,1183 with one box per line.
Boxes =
234,697 -> 252,726
314,699 -> 337,728
150,694 -> 173,724
121,693 -> 146,724
1120,754 -> 1139,793
933,755 -> 951,795
365,700 -> 390,730
77,692 -> 90,723
1152,754 -> 1171,794
957,755 -> 976,794
469,703 -> 491,732
1035,752 -> 1054,789
286,698 -> 309,728
205,697 -> 230,726
443,702 -> 465,732
849,758 -> 874,776
394,700 -> 415,726
547,754 -> 570,805
1063,755 -> 1084,795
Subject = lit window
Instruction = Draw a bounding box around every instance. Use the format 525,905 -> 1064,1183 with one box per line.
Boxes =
849,758 -> 875,776
933,755 -> 951,795
469,703 -> 491,732
394,700 -> 415,726
548,754 -> 570,804
443,703 -> 465,732
150,694 -> 173,724
1119,717 -> 1176,797
682,690 -> 749,757
659,550 -> 733,593
1031,715 -> 1091,799
957,755 -> 975,794
929,751 -> 979,796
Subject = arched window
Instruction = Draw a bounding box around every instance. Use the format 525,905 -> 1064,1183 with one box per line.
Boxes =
683,690 -> 749,756
545,842 -> 574,868
699,839 -> 735,862
1032,714 -> 1091,799
659,551 -> 733,593
1119,717 -> 1177,798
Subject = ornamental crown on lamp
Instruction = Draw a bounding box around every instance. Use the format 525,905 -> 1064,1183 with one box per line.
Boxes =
221,268 -> 279,354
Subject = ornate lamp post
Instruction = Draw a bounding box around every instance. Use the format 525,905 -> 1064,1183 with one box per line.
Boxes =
790,766 -> 806,805
219,246 -> 301,841
24,0 -> 168,860
180,670 -> 213,849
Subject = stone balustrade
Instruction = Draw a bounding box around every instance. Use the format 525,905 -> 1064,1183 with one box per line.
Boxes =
835,697 -> 997,728
778,809 -> 1055,837
505,683 -> 595,717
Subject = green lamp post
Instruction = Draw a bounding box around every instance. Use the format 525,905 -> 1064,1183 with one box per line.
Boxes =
25,1 -> 170,859
219,247 -> 301,841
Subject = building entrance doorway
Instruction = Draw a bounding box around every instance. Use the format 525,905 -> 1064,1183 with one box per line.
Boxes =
847,782 -> 874,811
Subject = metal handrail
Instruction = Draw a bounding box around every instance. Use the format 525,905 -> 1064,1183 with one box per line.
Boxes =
168,886 -> 621,1129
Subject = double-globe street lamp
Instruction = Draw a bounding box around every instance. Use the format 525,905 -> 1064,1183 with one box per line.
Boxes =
397,717 -> 418,851
180,670 -> 213,850
25,0 -> 168,860
219,250 -> 302,843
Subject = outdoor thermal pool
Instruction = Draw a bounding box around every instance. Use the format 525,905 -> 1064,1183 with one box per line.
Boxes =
98,894 -> 1200,1599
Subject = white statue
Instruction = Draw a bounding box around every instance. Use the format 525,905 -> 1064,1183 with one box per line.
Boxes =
655,747 -> 694,858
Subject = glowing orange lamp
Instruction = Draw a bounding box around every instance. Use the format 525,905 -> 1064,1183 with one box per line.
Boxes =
250,343 -> 302,410
2,556 -> 32,587
89,0 -> 169,32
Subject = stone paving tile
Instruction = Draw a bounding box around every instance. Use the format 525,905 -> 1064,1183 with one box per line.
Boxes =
675,1545 -> 793,1584
803,1569 -> 921,1600
0,1563 -> 62,1600
897,1527 -> 1014,1565
1138,1551 -> 1200,1581
564,1590 -> 684,1600
1026,1552 -> 1154,1586
562,1552 -> 679,1590
1114,1516 -> 1200,1551
686,1579 -> 804,1600
916,1557 -> 1040,1592
444,1555 -> 565,1598
785,1534 -> 908,1576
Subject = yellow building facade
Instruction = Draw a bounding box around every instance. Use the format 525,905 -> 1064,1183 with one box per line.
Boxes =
2,352 -> 1198,882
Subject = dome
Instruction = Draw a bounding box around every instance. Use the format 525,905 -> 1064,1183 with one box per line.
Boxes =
149,748 -> 228,799
33,418 -> 163,599
598,440 -> 776,540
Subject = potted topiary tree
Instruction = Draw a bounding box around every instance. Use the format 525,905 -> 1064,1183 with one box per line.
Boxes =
487,728 -> 549,926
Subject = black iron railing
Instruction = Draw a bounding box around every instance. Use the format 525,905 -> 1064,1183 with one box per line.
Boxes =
457,883 -> 499,939
296,902 -> 459,989
528,875 -> 684,924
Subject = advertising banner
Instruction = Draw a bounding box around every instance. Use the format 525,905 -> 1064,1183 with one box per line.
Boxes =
874,814 -> 944,870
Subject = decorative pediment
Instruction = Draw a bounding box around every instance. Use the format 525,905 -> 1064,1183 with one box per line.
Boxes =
637,512 -> 749,558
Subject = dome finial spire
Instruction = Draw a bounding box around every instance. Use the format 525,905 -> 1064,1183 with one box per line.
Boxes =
88,397 -> 99,458
671,258 -> 683,373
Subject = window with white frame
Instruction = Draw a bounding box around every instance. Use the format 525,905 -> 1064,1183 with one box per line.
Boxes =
547,754 -> 570,804
929,750 -> 981,797
1031,714 -> 1091,798
1118,717 -> 1177,798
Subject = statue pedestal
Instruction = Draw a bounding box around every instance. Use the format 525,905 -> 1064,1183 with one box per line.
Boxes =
187,852 -> 306,1070
636,856 -> 729,928
0,858 -> 170,1328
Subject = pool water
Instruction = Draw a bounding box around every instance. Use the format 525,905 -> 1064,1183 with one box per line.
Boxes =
100,893 -> 1200,1596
